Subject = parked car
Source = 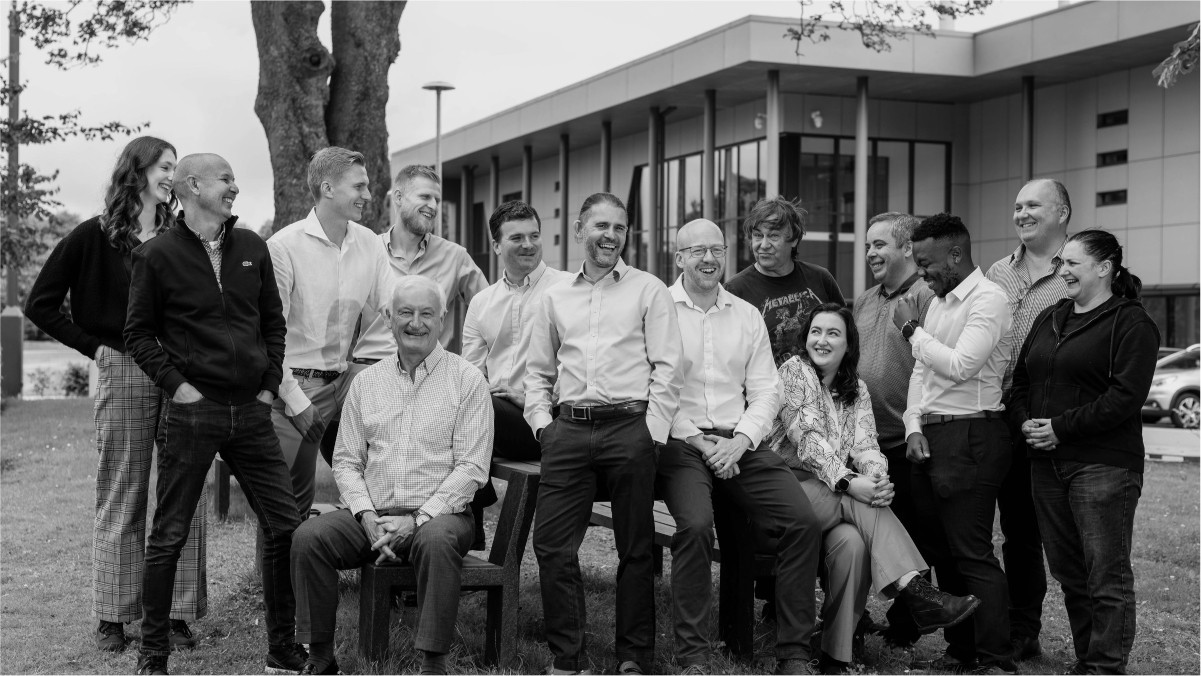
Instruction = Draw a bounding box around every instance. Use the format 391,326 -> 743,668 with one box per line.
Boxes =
1143,344 -> 1200,429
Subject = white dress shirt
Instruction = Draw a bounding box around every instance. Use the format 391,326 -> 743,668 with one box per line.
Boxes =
268,210 -> 394,415
668,279 -> 779,446
353,231 -> 488,360
333,344 -> 493,519
462,261 -> 573,392
523,258 -> 683,443
903,267 -> 1013,437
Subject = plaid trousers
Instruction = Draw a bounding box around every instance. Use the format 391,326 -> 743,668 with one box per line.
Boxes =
92,346 -> 208,622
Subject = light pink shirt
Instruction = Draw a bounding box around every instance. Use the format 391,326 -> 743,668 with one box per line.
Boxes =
523,258 -> 683,443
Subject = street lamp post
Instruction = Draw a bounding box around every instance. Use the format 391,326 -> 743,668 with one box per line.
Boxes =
422,81 -> 454,240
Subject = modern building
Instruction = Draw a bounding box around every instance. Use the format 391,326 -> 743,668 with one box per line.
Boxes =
391,0 -> 1201,347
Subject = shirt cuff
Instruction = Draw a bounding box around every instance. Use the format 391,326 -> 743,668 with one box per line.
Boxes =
646,414 -> 670,445
280,385 -> 312,418
671,419 -> 703,442
528,409 -> 553,437
419,496 -> 450,520
343,496 -> 376,519
904,416 -> 923,438
733,420 -> 765,449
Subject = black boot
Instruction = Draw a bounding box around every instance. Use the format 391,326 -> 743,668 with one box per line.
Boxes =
899,577 -> 980,634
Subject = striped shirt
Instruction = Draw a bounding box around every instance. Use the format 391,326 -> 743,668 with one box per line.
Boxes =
986,242 -> 1070,391
185,223 -> 225,290
332,344 -> 493,519
852,274 -> 935,449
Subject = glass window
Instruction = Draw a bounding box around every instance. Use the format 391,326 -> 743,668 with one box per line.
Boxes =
913,143 -> 947,217
875,141 -> 911,215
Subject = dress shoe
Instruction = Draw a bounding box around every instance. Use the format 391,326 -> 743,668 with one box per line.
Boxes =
899,577 -> 981,634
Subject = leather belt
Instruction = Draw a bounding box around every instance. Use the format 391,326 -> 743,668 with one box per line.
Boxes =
559,400 -> 648,422
699,428 -> 735,439
921,411 -> 1001,426
351,358 -> 380,366
291,368 -> 340,380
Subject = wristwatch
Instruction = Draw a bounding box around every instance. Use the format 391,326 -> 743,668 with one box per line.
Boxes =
901,319 -> 920,341
414,510 -> 432,528
834,474 -> 857,493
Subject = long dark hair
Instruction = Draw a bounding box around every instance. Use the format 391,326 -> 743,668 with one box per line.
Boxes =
100,136 -> 178,251
1067,229 -> 1142,300
801,302 -> 861,405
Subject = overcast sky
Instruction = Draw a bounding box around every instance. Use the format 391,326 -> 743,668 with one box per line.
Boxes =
11,0 -> 1063,228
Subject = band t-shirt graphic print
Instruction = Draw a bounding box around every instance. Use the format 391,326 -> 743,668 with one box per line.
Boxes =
725,261 -> 845,366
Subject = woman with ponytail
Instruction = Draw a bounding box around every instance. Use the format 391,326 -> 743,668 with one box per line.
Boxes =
1008,229 -> 1159,674
24,136 -> 208,652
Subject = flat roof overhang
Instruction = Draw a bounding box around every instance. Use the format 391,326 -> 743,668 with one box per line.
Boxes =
398,2 -> 1199,178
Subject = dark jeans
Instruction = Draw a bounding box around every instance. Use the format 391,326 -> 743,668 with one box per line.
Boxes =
910,418 -> 1014,669
656,440 -> 820,665
292,508 -> 474,652
881,441 -> 923,643
533,411 -> 657,670
1031,459 -> 1141,674
141,398 -> 299,656
998,429 -> 1047,640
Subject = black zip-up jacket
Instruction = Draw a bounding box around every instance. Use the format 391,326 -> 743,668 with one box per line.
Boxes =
124,215 -> 286,404
1009,295 -> 1160,472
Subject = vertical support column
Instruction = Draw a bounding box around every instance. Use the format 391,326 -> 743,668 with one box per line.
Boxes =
2,3 -> 24,397
600,121 -> 612,193
703,89 -> 716,221
459,165 -> 472,248
647,107 -> 661,277
1021,75 -> 1034,182
521,145 -> 532,203
765,70 -> 781,198
853,76 -> 869,299
558,134 -> 570,271
489,155 -> 500,281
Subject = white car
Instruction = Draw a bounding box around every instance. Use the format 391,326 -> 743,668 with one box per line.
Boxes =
1143,344 -> 1200,429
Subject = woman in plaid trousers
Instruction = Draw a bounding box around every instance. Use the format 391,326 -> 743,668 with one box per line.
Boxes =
24,136 -> 208,652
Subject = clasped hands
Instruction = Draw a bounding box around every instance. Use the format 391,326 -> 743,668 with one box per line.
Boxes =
1021,418 -> 1058,451
359,512 -> 417,565
846,473 -> 895,509
687,433 -> 751,480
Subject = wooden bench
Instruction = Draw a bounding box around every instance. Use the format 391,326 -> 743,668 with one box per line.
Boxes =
357,458 -> 540,667
589,497 -> 775,657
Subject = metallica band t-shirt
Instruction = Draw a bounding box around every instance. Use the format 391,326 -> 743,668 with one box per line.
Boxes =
724,261 -> 845,366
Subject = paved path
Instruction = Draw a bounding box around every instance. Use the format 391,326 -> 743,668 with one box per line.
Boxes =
1143,425 -> 1200,462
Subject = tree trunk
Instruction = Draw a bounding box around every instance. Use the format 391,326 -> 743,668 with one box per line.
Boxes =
249,1 -> 334,232
328,1 -> 406,234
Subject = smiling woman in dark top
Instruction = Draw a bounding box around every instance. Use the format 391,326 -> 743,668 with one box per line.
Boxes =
24,136 -> 208,653
1009,229 -> 1159,675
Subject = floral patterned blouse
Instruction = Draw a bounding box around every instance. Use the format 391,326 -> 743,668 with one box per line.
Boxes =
765,356 -> 888,491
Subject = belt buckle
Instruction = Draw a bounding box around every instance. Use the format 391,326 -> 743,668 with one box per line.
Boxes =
569,405 -> 591,421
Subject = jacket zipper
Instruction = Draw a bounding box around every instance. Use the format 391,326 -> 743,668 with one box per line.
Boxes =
1037,303 -> 1124,418
186,225 -> 241,389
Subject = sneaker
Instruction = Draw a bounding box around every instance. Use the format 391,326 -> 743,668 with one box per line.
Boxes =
299,659 -> 340,675
774,658 -> 818,675
96,620 -> 127,652
136,653 -> 170,675
617,661 -> 644,675
898,577 -> 981,634
817,652 -> 853,675
266,643 -> 309,674
168,620 -> 196,650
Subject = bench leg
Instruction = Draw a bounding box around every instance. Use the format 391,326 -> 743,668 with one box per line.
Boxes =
483,587 -> 502,666
211,458 -> 230,521
358,568 -> 393,662
715,498 -> 756,657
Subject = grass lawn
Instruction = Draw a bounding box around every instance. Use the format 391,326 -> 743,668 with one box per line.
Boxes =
1,398 -> 1197,674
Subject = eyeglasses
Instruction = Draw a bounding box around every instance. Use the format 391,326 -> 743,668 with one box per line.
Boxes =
678,245 -> 728,259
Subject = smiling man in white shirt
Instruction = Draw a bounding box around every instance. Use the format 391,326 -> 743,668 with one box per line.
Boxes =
893,213 -> 1017,675
267,147 -> 396,525
524,192 -> 682,676
658,219 -> 822,676
461,201 -> 572,542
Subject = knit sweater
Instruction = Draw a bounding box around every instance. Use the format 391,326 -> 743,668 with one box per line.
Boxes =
24,216 -> 135,358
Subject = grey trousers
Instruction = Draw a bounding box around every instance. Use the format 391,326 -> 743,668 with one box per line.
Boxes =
820,523 -> 871,663
291,508 -> 474,652
797,475 -> 927,596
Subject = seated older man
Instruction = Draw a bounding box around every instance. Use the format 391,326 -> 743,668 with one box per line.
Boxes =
289,276 -> 494,676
